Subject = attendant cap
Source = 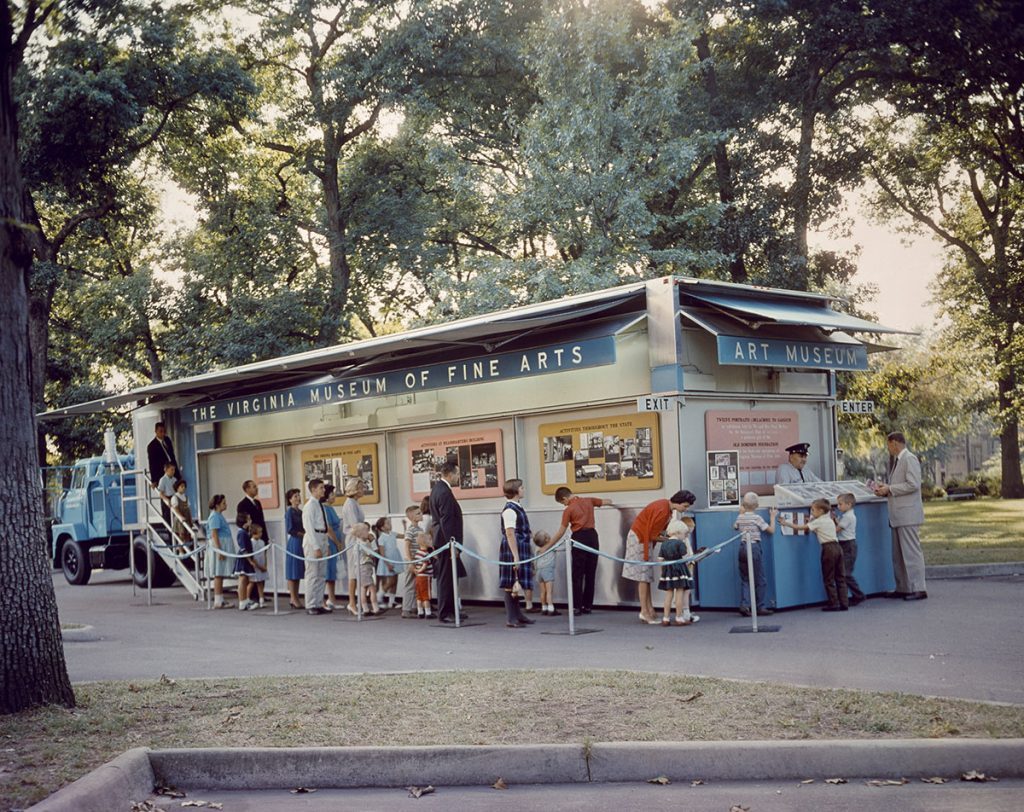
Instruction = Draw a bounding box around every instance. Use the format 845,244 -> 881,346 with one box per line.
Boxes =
785,442 -> 811,455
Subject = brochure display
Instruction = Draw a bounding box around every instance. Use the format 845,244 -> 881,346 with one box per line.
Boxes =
300,443 -> 380,505
774,479 -> 879,508
537,413 -> 661,495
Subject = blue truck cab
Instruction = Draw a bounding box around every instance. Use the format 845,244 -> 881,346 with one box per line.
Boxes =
50,454 -> 137,585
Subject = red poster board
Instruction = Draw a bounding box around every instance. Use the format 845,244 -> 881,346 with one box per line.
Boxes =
252,453 -> 280,509
704,410 -> 799,496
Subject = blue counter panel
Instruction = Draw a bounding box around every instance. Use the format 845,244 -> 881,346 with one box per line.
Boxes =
691,502 -> 895,610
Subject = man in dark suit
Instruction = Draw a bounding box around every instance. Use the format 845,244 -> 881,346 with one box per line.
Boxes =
146,422 -> 178,486
236,480 -> 266,533
429,462 -> 466,623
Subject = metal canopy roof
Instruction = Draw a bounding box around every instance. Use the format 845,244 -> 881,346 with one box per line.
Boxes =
40,275 -> 904,420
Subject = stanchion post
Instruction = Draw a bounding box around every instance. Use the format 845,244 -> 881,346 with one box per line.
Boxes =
271,542 -> 280,615
564,535 -> 576,636
450,538 -> 460,629
355,543 -> 363,621
745,538 -> 759,633
146,530 -> 153,607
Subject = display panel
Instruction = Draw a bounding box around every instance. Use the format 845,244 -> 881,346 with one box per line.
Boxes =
706,450 -> 740,507
704,409 -> 799,496
300,443 -> 380,505
537,413 -> 661,495
409,429 -> 505,500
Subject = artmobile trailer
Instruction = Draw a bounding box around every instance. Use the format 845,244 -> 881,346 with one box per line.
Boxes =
44,275 -> 909,609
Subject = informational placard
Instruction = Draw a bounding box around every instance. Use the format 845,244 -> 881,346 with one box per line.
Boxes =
706,450 -> 740,507
300,443 -> 380,506
252,453 -> 280,510
705,410 -> 799,496
409,429 -> 504,500
538,413 -> 661,495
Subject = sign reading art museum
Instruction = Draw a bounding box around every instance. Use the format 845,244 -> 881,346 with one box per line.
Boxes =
716,336 -> 868,370
180,336 -> 616,424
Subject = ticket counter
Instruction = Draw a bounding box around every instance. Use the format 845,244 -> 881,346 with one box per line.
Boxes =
690,499 -> 895,610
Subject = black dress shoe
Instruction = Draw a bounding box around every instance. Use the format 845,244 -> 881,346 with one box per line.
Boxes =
438,616 -> 455,624
548,609 -> 562,616
581,608 -> 592,614
573,609 -> 583,616
760,607 -> 774,615
821,605 -> 842,612
506,622 -> 525,628
516,616 -> 535,625
850,596 -> 865,605
306,607 -> 327,615
883,591 -> 908,599
904,591 -> 928,601
458,612 -> 469,620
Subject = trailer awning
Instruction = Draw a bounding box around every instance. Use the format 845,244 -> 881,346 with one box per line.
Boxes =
680,290 -> 908,335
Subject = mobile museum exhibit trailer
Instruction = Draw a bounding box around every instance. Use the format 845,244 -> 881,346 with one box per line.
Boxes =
46,275 -> 909,611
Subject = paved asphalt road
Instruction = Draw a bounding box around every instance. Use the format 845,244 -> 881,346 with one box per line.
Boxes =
55,571 -> 1024,704
156,779 -> 1024,812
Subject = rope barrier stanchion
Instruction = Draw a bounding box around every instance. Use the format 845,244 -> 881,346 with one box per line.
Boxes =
146,530 -> 153,607
270,541 -> 280,615
450,538 -> 460,629
564,534 -> 576,636
356,542 -> 364,621
730,535 -> 780,634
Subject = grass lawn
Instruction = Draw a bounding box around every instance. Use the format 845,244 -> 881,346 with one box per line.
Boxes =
921,497 -> 1024,565
4,670 -> 1024,809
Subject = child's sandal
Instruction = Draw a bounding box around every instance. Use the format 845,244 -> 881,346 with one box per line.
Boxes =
661,618 -> 670,626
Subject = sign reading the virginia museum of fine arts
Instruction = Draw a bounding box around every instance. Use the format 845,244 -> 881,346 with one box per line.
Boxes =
717,336 -> 868,370
180,336 -> 616,424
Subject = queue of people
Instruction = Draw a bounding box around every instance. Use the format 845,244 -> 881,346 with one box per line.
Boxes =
175,429 -> 927,622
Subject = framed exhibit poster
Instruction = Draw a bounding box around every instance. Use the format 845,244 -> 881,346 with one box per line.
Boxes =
252,453 -> 280,510
706,450 -> 740,507
300,443 -> 380,506
704,410 -> 799,496
409,429 -> 504,500
537,413 -> 661,495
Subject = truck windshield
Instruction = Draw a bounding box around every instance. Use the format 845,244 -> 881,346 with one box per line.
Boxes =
70,467 -> 86,491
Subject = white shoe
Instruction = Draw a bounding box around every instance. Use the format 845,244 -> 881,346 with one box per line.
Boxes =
325,601 -> 337,611
246,600 -> 260,611
238,601 -> 250,611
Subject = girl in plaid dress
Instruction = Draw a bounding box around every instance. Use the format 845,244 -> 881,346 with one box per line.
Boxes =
498,479 -> 535,629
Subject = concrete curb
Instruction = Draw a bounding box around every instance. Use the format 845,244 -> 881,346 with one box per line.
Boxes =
28,746 -> 154,812
926,562 -> 1023,579
149,744 -> 590,789
27,739 -> 1024,809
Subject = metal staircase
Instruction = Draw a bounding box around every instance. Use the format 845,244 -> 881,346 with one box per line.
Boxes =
121,468 -> 206,601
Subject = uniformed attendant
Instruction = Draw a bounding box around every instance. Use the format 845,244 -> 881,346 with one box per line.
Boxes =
775,442 -> 822,485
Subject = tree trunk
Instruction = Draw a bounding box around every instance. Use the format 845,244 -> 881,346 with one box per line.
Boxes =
694,31 -> 746,284
0,1 -> 75,713
997,372 -> 1024,499
791,60 -> 821,285
319,153 -> 350,348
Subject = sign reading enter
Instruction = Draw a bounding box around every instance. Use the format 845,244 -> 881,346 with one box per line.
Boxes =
838,400 -> 875,414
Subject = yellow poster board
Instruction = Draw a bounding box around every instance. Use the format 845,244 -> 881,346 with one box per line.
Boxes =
537,413 -> 661,495
300,443 -> 380,506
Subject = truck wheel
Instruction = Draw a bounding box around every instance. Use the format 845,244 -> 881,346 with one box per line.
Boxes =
131,536 -> 176,588
60,537 -> 92,586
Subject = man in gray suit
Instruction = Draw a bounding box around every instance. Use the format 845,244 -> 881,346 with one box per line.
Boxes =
872,431 -> 927,601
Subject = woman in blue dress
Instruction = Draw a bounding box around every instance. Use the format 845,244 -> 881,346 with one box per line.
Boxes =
498,478 -> 536,628
322,483 -> 344,611
205,494 -> 234,609
284,488 -> 305,609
